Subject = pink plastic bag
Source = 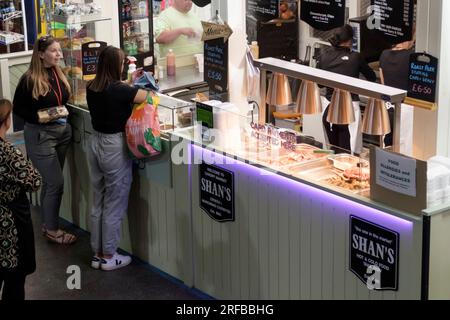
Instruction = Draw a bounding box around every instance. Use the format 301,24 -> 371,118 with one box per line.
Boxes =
125,95 -> 162,159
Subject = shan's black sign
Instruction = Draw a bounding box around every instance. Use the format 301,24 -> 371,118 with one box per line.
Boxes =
204,38 -> 228,97
370,0 -> 414,44
300,0 -> 346,31
407,53 -> 439,103
200,162 -> 235,223
349,216 -> 399,291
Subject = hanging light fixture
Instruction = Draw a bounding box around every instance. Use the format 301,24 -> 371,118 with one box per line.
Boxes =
326,89 -> 355,125
266,73 -> 293,106
296,80 -> 322,114
361,98 -> 391,135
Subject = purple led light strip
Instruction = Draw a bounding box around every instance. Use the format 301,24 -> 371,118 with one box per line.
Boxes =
191,144 -> 414,232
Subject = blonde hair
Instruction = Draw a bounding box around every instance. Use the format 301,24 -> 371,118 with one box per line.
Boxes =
25,36 -> 71,100
0,99 -> 12,127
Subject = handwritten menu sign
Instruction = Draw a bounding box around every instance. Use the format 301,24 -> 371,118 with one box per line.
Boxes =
81,41 -> 107,81
247,0 -> 279,22
300,0 -> 346,31
407,53 -> 438,103
370,0 -> 414,44
204,38 -> 228,97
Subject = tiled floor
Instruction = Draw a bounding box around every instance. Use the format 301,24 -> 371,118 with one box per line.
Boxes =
25,207 -> 202,300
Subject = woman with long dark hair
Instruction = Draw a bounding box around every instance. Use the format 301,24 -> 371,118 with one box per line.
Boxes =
86,46 -> 147,271
13,36 -> 76,244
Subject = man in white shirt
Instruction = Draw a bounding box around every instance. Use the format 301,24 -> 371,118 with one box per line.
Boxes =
155,0 -> 209,57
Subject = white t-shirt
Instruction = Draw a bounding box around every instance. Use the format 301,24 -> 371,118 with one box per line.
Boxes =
155,7 -> 203,58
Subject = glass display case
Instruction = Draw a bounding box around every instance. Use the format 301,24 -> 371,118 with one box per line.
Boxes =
50,5 -> 111,107
157,93 -> 194,132
0,0 -> 27,54
175,100 -> 372,198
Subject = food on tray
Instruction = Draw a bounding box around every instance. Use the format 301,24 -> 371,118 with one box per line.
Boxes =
326,176 -> 370,191
343,167 -> 370,181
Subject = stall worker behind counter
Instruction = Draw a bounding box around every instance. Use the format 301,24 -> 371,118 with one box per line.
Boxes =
316,24 -> 377,155
379,35 -> 415,148
155,0 -> 210,58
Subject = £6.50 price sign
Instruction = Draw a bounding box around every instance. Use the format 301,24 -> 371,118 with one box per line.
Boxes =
407,53 -> 438,104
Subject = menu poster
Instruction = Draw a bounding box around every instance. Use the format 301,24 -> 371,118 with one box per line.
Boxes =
370,0 -> 414,44
300,0 -> 346,31
247,0 -> 279,22
81,41 -> 107,81
199,162 -> 235,223
407,53 -> 439,103
204,38 -> 228,97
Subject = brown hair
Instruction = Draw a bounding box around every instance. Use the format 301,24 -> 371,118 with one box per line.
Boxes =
25,35 -> 71,100
0,99 -> 13,127
87,46 -> 125,92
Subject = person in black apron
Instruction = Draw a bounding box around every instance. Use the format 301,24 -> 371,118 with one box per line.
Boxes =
379,37 -> 415,147
317,25 -> 377,154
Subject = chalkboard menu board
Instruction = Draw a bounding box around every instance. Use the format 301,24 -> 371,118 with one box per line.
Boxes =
370,0 -> 414,44
81,41 -> 107,81
407,53 -> 438,103
247,0 -> 279,22
204,38 -> 228,97
200,162 -> 235,223
300,0 -> 346,31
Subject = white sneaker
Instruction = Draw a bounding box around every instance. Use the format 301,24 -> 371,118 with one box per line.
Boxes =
100,253 -> 131,271
91,255 -> 101,269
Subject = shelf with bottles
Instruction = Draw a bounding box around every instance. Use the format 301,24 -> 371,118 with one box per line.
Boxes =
121,0 -> 150,21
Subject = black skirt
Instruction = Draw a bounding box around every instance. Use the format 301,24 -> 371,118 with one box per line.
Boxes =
2,191 -> 36,276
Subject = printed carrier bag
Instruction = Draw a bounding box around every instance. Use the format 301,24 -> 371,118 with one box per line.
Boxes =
126,94 -> 162,159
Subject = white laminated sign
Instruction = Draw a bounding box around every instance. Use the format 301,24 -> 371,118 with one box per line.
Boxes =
375,148 -> 417,197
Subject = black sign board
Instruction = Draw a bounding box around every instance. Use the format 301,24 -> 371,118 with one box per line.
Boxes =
407,53 -> 438,103
81,41 -> 107,80
199,162 -> 235,222
204,38 -> 228,97
349,216 -> 399,291
300,0 -> 346,31
370,0 -> 414,44
247,0 -> 279,22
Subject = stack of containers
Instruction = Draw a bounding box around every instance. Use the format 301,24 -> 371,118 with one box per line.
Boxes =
427,156 -> 450,208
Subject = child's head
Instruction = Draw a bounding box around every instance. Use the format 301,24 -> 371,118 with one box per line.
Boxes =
0,99 -> 13,131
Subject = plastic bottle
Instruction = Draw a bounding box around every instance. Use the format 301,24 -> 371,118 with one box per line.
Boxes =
9,2 -> 15,13
138,1 -> 147,16
209,10 -> 224,25
166,49 -> 176,76
127,57 -> 137,82
249,41 -> 259,59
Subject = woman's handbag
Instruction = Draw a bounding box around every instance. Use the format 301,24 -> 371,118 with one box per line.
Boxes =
125,93 -> 162,159
37,106 -> 69,124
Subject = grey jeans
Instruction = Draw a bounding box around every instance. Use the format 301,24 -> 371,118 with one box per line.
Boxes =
24,122 -> 72,231
87,131 -> 132,256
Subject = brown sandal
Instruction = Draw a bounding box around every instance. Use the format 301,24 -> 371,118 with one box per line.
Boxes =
44,229 -> 77,245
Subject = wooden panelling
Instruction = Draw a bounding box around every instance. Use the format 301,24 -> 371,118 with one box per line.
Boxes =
190,147 -> 423,300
